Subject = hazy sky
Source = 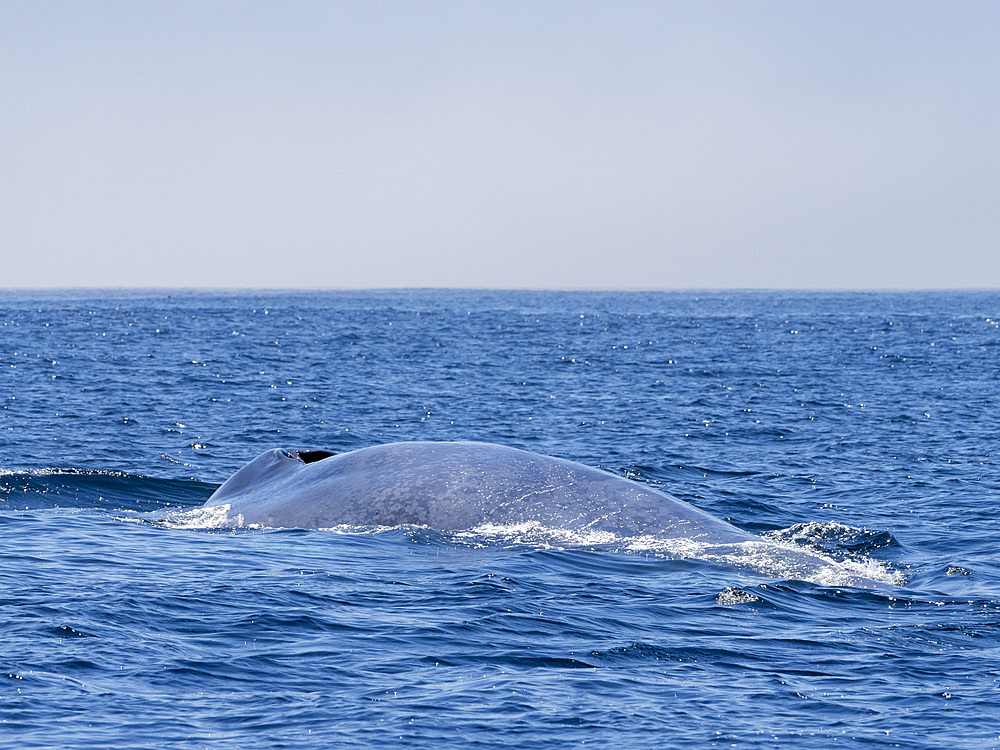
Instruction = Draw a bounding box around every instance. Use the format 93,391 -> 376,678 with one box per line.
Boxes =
3,1 -> 999,289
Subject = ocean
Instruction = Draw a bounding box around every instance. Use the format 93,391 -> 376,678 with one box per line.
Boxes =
2,289 -> 998,748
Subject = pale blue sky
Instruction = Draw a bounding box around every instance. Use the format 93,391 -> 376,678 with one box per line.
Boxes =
3,1 -> 999,289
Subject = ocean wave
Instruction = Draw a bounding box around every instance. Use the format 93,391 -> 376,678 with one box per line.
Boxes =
0,470 -> 212,512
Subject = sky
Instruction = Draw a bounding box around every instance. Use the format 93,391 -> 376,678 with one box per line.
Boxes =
2,1 -> 999,289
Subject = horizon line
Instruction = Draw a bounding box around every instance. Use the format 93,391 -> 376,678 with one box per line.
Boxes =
1,285 -> 998,294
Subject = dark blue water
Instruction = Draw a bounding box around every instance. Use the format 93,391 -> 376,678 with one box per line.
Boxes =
2,290 -> 999,748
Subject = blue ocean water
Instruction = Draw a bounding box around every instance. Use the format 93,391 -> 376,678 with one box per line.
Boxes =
2,289 -> 999,749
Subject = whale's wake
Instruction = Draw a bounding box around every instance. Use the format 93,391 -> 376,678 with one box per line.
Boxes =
160,504 -> 902,588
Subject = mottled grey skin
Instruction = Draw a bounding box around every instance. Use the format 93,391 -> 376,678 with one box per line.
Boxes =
204,441 -> 884,587
206,441 -> 755,541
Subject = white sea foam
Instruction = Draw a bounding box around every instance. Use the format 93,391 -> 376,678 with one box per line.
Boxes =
0,467 -> 130,477
450,521 -> 903,587
160,503 -> 247,530
626,535 -> 903,587
151,506 -> 902,587
716,587 -> 762,605
455,521 -> 620,549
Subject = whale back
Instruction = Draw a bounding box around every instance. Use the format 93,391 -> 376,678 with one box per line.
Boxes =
205,441 -> 755,543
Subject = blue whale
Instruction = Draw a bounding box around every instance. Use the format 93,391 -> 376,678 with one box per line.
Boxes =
203,441 -> 887,587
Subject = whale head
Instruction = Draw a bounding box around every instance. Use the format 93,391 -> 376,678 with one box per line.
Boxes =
209,448 -> 336,504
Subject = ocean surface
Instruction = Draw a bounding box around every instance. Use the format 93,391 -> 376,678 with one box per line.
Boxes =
2,289 -> 998,749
